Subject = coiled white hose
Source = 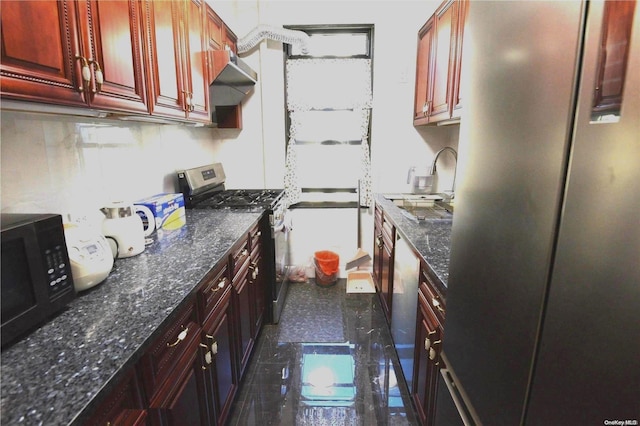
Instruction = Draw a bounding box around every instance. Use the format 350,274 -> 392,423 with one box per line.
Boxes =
237,25 -> 310,55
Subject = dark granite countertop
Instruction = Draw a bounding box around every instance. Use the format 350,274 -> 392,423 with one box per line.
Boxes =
0,209 -> 262,426
374,194 -> 452,287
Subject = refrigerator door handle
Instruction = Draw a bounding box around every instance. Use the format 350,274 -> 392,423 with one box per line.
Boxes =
440,367 -> 476,426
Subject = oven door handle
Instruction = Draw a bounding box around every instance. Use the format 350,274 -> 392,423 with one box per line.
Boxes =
273,214 -> 293,234
273,221 -> 291,234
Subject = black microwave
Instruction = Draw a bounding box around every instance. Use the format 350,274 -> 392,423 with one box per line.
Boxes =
1,213 -> 76,348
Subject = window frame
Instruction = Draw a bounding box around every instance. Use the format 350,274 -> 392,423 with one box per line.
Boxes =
283,25 -> 374,207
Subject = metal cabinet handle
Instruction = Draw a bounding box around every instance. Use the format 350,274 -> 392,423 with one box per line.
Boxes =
425,337 -> 431,351
211,277 -> 227,292
205,334 -> 218,355
432,297 -> 445,314
89,59 -> 103,93
242,248 -> 249,257
249,262 -> 259,280
182,90 -> 191,111
75,55 -> 91,91
167,326 -> 189,347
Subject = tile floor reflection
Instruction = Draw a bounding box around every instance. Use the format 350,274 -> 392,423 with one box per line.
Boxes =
228,279 -> 419,425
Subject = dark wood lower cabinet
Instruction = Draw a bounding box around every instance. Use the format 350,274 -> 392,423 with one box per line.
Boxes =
373,205 -> 395,324
85,370 -> 146,425
413,284 -> 444,426
234,261 -> 254,379
202,287 -> 236,425
85,218 -> 269,425
148,335 -> 210,425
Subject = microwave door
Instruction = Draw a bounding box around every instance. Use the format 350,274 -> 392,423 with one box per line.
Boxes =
0,228 -> 49,345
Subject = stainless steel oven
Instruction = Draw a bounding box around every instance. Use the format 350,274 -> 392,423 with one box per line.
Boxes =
177,163 -> 291,323
270,196 -> 291,323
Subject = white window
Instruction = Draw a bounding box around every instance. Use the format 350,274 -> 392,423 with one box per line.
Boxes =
284,27 -> 373,206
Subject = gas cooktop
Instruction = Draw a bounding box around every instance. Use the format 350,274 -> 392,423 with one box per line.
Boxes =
192,188 -> 285,209
177,163 -> 284,210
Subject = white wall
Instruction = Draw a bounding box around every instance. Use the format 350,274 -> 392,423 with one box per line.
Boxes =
1,0 -> 461,272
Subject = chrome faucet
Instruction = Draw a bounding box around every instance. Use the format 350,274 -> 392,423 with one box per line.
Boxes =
429,147 -> 458,198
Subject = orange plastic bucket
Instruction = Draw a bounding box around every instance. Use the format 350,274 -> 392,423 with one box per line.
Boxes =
314,251 -> 339,275
314,251 -> 339,287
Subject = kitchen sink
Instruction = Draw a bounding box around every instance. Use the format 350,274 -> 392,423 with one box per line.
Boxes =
383,194 -> 453,222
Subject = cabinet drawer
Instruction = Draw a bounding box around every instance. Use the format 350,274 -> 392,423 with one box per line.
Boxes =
375,205 -> 383,226
420,280 -> 446,326
86,370 -> 145,425
418,289 -> 444,359
198,260 -> 230,324
249,224 -> 263,251
382,214 -> 395,242
230,237 -> 251,278
140,299 -> 201,398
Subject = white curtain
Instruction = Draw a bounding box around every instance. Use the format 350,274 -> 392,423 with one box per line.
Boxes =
284,58 -> 373,206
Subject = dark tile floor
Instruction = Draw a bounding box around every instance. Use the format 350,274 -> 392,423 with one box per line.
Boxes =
227,279 -> 419,425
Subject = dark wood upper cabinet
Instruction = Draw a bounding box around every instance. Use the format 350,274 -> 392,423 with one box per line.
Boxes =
414,16 -> 435,124
1,0 -> 248,127
430,0 -> 459,121
1,0 -> 149,113
414,0 -> 468,126
143,0 -> 209,123
451,0 -> 468,119
182,0 -> 210,122
591,0 -> 636,119
1,0 -> 84,105
76,0 -> 150,113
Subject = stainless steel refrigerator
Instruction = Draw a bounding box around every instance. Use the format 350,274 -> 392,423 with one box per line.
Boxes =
438,1 -> 640,424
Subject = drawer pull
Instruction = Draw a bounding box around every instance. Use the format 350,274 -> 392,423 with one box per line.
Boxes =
89,59 -> 103,92
242,249 -> 249,256
211,277 -> 227,292
425,337 -> 431,351
432,297 -> 445,314
167,326 -> 189,347
202,350 -> 213,370
429,347 -> 437,361
75,55 -> 91,91
249,263 -> 259,280
206,334 -> 218,355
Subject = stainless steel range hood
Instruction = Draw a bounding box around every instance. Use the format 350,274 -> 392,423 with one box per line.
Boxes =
209,50 -> 257,107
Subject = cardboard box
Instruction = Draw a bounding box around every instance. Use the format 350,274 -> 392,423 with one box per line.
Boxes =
135,193 -> 186,231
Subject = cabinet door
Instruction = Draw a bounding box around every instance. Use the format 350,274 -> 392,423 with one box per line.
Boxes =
206,6 -> 224,78
86,370 -> 146,425
380,237 -> 393,322
413,294 -> 443,426
77,0 -> 149,113
430,0 -> 458,121
450,0 -> 468,119
234,266 -> 254,378
202,288 -> 236,426
182,0 -> 210,122
0,0 -> 86,105
249,245 -> 265,338
591,0 -> 636,117
414,16 -> 435,124
144,0 -> 188,120
140,300 -> 200,397
148,337 -> 211,426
